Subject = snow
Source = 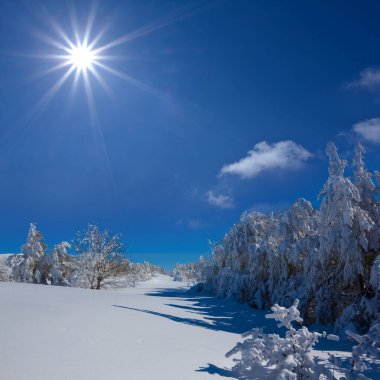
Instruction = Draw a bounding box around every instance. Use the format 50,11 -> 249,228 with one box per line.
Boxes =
0,275 -> 240,380
1,275 -> 378,379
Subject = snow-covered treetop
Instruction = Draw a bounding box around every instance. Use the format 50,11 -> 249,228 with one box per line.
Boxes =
353,143 -> 377,199
21,223 -> 46,258
326,141 -> 347,179
73,224 -> 123,259
317,142 -> 376,285
353,143 -> 366,174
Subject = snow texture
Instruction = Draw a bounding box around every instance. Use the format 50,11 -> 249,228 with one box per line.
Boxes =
0,276 -> 241,380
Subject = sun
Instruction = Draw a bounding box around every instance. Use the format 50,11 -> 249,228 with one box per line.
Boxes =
68,43 -> 96,71
28,1 -> 201,184
31,1 -> 198,112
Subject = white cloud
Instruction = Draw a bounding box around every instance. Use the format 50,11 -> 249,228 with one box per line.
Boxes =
353,118 -> 380,144
220,140 -> 312,179
207,191 -> 234,209
347,68 -> 380,89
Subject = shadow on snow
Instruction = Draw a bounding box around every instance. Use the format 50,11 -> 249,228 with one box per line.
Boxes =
113,286 -> 275,335
112,286 -> 357,379
112,287 -> 257,379
196,364 -> 238,378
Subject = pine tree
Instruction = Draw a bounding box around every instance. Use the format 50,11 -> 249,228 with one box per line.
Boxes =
317,142 -> 373,322
13,224 -> 47,283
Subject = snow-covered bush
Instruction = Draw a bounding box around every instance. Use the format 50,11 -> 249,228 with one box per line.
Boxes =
346,323 -> 380,378
226,299 -> 337,379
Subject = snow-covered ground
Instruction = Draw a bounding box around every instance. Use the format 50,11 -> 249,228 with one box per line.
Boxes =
0,275 -> 237,380
0,275 -> 363,380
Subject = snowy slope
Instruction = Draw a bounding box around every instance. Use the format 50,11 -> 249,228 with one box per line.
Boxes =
0,275 -> 361,380
0,275 -> 240,380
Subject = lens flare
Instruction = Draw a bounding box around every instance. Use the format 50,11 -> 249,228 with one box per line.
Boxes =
30,1 -> 202,111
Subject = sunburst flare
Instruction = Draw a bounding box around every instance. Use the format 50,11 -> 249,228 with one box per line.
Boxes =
30,1 -> 202,114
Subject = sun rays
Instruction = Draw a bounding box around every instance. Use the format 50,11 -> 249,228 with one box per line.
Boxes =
32,2 -> 129,114
30,1 -> 206,117
19,1 -> 209,191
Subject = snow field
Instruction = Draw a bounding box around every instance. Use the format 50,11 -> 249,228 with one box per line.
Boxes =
0,276 -> 239,380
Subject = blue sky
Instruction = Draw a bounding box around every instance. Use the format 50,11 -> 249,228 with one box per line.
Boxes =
1,0 -> 380,269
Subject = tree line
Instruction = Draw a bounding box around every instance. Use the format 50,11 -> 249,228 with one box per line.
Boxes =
193,143 -> 380,331
0,224 -> 166,289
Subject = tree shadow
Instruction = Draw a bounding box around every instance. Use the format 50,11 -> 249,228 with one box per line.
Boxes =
113,286 -> 276,335
112,286 -> 357,378
196,364 -> 238,378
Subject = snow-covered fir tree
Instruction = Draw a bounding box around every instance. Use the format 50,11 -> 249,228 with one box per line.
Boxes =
317,143 -> 374,323
12,223 -> 47,283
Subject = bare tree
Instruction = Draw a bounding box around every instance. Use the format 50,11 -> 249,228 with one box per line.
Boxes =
73,224 -> 125,289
